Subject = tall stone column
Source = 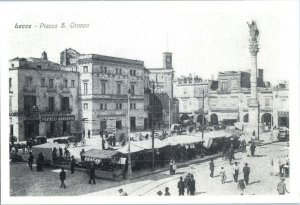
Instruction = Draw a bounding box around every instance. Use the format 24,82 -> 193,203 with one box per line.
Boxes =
247,20 -> 260,135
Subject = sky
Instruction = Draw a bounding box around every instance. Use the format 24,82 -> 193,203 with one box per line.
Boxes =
1,1 -> 298,84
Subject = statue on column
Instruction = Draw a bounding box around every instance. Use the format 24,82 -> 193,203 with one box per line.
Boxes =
247,20 -> 259,41
247,20 -> 260,55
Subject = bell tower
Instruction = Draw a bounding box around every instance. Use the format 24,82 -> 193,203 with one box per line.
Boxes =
163,52 -> 172,69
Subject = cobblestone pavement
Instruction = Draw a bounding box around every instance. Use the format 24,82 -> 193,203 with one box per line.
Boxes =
10,141 -> 289,196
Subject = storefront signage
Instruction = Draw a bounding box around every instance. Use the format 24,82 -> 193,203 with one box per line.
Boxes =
278,111 -> 289,116
9,112 -> 18,116
41,115 -> 75,122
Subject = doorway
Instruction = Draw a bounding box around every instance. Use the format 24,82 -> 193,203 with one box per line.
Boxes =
130,117 -> 136,131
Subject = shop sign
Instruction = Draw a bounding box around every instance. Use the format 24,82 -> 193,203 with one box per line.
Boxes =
278,111 -> 289,117
41,115 -> 75,122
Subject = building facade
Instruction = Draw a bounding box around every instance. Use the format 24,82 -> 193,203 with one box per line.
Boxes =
60,49 -> 148,135
173,69 -> 289,130
173,75 -> 212,124
148,52 -> 179,125
9,52 -> 80,141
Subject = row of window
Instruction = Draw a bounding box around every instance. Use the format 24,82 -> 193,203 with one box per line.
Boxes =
83,102 -> 137,110
99,120 -> 123,130
83,66 -> 138,76
83,82 -> 135,95
19,77 -> 76,88
22,95 -> 70,112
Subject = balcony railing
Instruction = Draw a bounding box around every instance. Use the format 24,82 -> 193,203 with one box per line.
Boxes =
23,87 -> 36,92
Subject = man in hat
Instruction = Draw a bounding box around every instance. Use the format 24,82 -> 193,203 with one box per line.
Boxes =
177,176 -> 185,196
28,152 -> 34,170
59,168 -> 67,189
277,178 -> 289,195
243,163 -> 250,185
89,163 -> 96,184
232,162 -> 239,182
70,155 -> 76,174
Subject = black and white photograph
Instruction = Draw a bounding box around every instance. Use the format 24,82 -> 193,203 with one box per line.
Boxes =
0,1 -> 299,204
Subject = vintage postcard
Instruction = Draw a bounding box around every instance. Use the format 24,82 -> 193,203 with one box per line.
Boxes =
0,1 -> 299,204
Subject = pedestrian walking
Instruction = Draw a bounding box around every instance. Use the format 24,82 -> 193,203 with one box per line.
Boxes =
28,152 -> 34,170
243,163 -> 250,185
118,188 -> 128,196
89,164 -> 96,184
184,173 -> 191,195
82,129 -> 85,138
209,159 -> 215,178
250,142 -> 256,157
164,187 -> 171,196
59,168 -> 66,189
102,137 -> 106,150
277,178 -> 289,195
88,129 -> 91,139
52,147 -> 58,161
237,179 -> 246,195
36,152 -> 44,172
169,158 -> 176,175
177,176 -> 185,196
232,162 -> 239,182
228,145 -> 234,165
70,155 -> 76,174
220,167 -> 227,184
189,174 -> 196,195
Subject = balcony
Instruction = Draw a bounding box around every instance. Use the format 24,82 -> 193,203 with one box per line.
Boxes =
40,108 -> 73,116
24,106 -> 39,118
23,87 -> 36,93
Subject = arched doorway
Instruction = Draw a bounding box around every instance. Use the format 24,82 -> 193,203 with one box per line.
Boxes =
261,113 -> 272,127
180,114 -> 190,122
243,113 -> 249,123
197,114 -> 207,126
210,114 -> 218,125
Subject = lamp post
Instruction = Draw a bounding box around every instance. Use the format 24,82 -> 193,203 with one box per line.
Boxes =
127,86 -> 132,178
169,97 -> 171,135
151,84 -> 155,171
257,101 -> 260,141
202,89 -> 205,140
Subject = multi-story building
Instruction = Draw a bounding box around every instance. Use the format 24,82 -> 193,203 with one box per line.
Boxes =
272,81 -> 289,128
173,69 -> 289,130
60,49 -> 148,135
148,52 -> 179,125
9,52 -> 80,141
173,75 -> 213,124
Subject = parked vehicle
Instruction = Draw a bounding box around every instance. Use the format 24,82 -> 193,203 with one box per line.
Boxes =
66,132 -> 86,148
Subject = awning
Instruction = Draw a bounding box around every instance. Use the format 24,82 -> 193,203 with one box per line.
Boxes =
82,149 -> 119,159
163,135 -> 204,146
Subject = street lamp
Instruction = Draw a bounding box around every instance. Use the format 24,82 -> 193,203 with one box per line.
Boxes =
151,84 -> 155,171
127,85 -> 132,178
202,89 -> 205,140
257,101 -> 260,141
